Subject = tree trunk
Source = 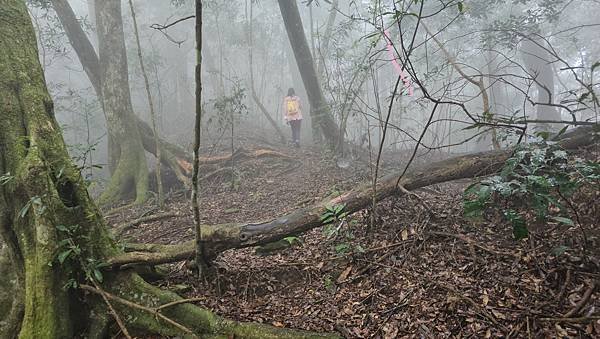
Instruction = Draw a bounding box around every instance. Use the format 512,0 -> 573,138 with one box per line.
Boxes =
109,125 -> 599,267
521,35 -> 563,133
50,0 -> 193,187
278,0 -> 341,148
0,3 -> 338,337
316,0 -> 338,77
128,0 -> 164,207
95,0 -> 149,205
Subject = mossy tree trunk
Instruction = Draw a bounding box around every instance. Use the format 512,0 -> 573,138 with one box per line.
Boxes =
0,2 -> 339,338
95,0 -> 149,205
50,0 -> 192,192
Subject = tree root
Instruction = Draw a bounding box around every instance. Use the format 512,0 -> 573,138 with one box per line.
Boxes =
92,273 -> 340,338
201,167 -> 239,182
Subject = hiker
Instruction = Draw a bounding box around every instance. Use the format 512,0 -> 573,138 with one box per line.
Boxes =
283,88 -> 303,147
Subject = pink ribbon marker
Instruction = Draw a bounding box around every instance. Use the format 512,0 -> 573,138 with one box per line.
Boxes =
384,29 -> 414,96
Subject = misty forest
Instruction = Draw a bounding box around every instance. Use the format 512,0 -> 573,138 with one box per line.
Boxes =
1,0 -> 599,337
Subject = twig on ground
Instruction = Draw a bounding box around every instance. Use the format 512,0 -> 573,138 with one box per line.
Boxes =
539,316 -> 600,323
557,269 -> 571,305
398,184 -> 432,211
563,281 -> 596,317
433,280 -> 510,333
92,281 -> 132,339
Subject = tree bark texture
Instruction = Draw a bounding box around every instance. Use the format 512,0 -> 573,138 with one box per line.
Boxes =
95,0 -> 149,205
51,0 -> 193,186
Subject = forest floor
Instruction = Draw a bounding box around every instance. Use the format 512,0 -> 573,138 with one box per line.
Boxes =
106,139 -> 600,338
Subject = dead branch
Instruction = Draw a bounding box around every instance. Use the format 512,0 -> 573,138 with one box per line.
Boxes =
557,269 -> 571,305
563,281 -> 596,317
92,281 -> 132,339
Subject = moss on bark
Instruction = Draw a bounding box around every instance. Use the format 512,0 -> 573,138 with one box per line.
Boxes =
95,0 -> 149,205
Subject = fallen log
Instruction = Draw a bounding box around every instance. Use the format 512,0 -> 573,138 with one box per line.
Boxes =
108,126 -> 598,268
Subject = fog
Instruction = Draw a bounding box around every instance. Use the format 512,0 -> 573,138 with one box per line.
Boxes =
1,1 -> 600,337
28,0 -> 599,194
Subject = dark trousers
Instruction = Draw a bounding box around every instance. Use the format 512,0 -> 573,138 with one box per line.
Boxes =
290,119 -> 301,143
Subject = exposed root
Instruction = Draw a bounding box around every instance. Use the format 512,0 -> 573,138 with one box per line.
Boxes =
199,148 -> 293,166
91,273 -> 340,338
81,283 -> 197,338
201,167 -> 238,182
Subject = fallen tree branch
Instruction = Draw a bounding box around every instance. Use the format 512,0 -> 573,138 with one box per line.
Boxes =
107,126 -> 599,268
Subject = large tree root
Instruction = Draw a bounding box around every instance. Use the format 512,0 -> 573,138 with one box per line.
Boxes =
108,126 -> 599,267
90,272 -> 340,338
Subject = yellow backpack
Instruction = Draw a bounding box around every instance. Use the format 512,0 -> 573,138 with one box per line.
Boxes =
286,98 -> 299,115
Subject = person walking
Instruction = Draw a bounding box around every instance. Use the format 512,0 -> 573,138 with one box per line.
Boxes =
283,88 -> 303,147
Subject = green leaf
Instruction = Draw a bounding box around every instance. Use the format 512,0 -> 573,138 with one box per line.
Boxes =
457,1 -> 464,13
57,249 -> 73,264
19,201 -> 32,218
283,236 -> 302,245
321,216 -> 335,224
505,210 -> 528,240
551,216 -> 574,226
555,125 -> 569,138
334,243 -> 350,254
512,223 -> 529,240
93,269 -> 103,283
